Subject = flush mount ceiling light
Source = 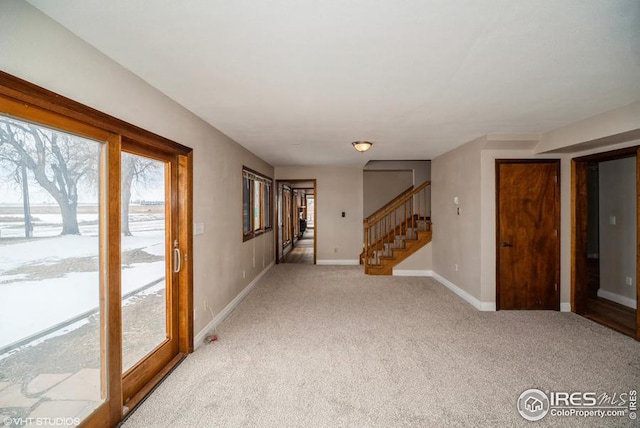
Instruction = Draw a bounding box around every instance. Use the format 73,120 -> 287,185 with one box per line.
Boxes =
352,141 -> 373,152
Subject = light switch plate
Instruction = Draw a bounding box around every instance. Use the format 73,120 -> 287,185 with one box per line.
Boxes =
194,222 -> 205,235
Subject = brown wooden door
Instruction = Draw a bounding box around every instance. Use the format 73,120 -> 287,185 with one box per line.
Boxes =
497,160 -> 560,310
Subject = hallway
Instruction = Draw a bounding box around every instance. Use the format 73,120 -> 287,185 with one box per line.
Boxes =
281,229 -> 314,264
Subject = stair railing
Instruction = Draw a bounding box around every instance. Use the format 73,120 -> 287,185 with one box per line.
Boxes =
365,185 -> 414,226
363,181 -> 431,269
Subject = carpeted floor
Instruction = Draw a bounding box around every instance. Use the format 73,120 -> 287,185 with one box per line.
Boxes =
123,265 -> 640,427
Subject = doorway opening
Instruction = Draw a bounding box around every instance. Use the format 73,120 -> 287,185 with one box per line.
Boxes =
573,147 -> 638,339
276,180 -> 316,264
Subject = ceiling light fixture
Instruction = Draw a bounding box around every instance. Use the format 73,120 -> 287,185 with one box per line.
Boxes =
352,141 -> 373,152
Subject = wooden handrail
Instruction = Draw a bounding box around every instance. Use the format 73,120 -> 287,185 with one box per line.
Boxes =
361,180 -> 432,269
364,181 -> 430,227
364,184 -> 414,224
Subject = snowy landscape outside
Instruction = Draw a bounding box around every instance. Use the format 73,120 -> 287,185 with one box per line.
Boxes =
0,114 -> 168,424
0,208 -> 166,353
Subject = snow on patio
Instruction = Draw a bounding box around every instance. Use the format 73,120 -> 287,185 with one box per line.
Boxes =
0,232 -> 166,350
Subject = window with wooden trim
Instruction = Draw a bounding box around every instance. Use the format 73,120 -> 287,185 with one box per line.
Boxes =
243,167 -> 272,241
0,71 -> 194,428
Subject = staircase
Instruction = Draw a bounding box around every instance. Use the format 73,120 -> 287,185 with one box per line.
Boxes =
361,181 -> 432,275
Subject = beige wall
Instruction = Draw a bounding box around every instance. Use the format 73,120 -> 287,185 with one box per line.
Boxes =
393,243 -> 432,273
363,170 -> 413,217
598,157 -> 637,308
0,0 -> 275,337
431,137 -> 483,301
275,166 -> 363,263
364,160 -> 431,186
433,104 -> 640,311
364,160 -> 432,220
537,102 -> 640,154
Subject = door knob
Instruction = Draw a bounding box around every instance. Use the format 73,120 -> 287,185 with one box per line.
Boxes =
501,242 -> 513,248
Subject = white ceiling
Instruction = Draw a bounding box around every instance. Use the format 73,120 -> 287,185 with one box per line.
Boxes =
28,0 -> 640,166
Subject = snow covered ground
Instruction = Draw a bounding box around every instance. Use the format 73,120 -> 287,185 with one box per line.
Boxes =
0,216 -> 166,351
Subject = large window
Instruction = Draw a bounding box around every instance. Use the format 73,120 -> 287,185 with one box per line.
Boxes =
243,167 -> 272,241
0,113 -> 107,422
0,72 -> 193,428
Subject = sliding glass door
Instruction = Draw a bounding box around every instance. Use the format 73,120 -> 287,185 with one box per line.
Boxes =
0,81 -> 192,427
0,107 -> 112,425
120,144 -> 180,409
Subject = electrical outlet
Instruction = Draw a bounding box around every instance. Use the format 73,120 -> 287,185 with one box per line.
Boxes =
242,270 -> 246,279
626,277 -> 633,286
455,264 -> 459,271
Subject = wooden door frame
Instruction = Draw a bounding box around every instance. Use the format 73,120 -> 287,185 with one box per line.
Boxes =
281,184 -> 292,249
571,146 -> 639,340
275,179 -> 317,264
118,140 -> 190,412
495,159 -> 561,311
0,71 -> 194,426
293,189 -> 299,240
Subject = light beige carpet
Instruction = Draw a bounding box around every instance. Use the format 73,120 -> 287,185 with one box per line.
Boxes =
123,265 -> 640,427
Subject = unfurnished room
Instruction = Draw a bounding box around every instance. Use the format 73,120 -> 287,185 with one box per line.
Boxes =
0,1 -> 639,427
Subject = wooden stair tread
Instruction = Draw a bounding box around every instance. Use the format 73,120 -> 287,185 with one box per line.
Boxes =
362,181 -> 432,275
365,230 -> 432,275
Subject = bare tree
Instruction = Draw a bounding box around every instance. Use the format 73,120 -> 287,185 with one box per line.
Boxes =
121,154 -> 161,236
0,117 -> 99,235
0,154 -> 34,238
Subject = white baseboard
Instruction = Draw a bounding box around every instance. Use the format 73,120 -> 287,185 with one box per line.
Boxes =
597,289 -> 637,309
316,259 -> 359,265
431,272 -> 496,311
194,262 -> 274,349
560,302 -> 571,312
392,269 -> 433,277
